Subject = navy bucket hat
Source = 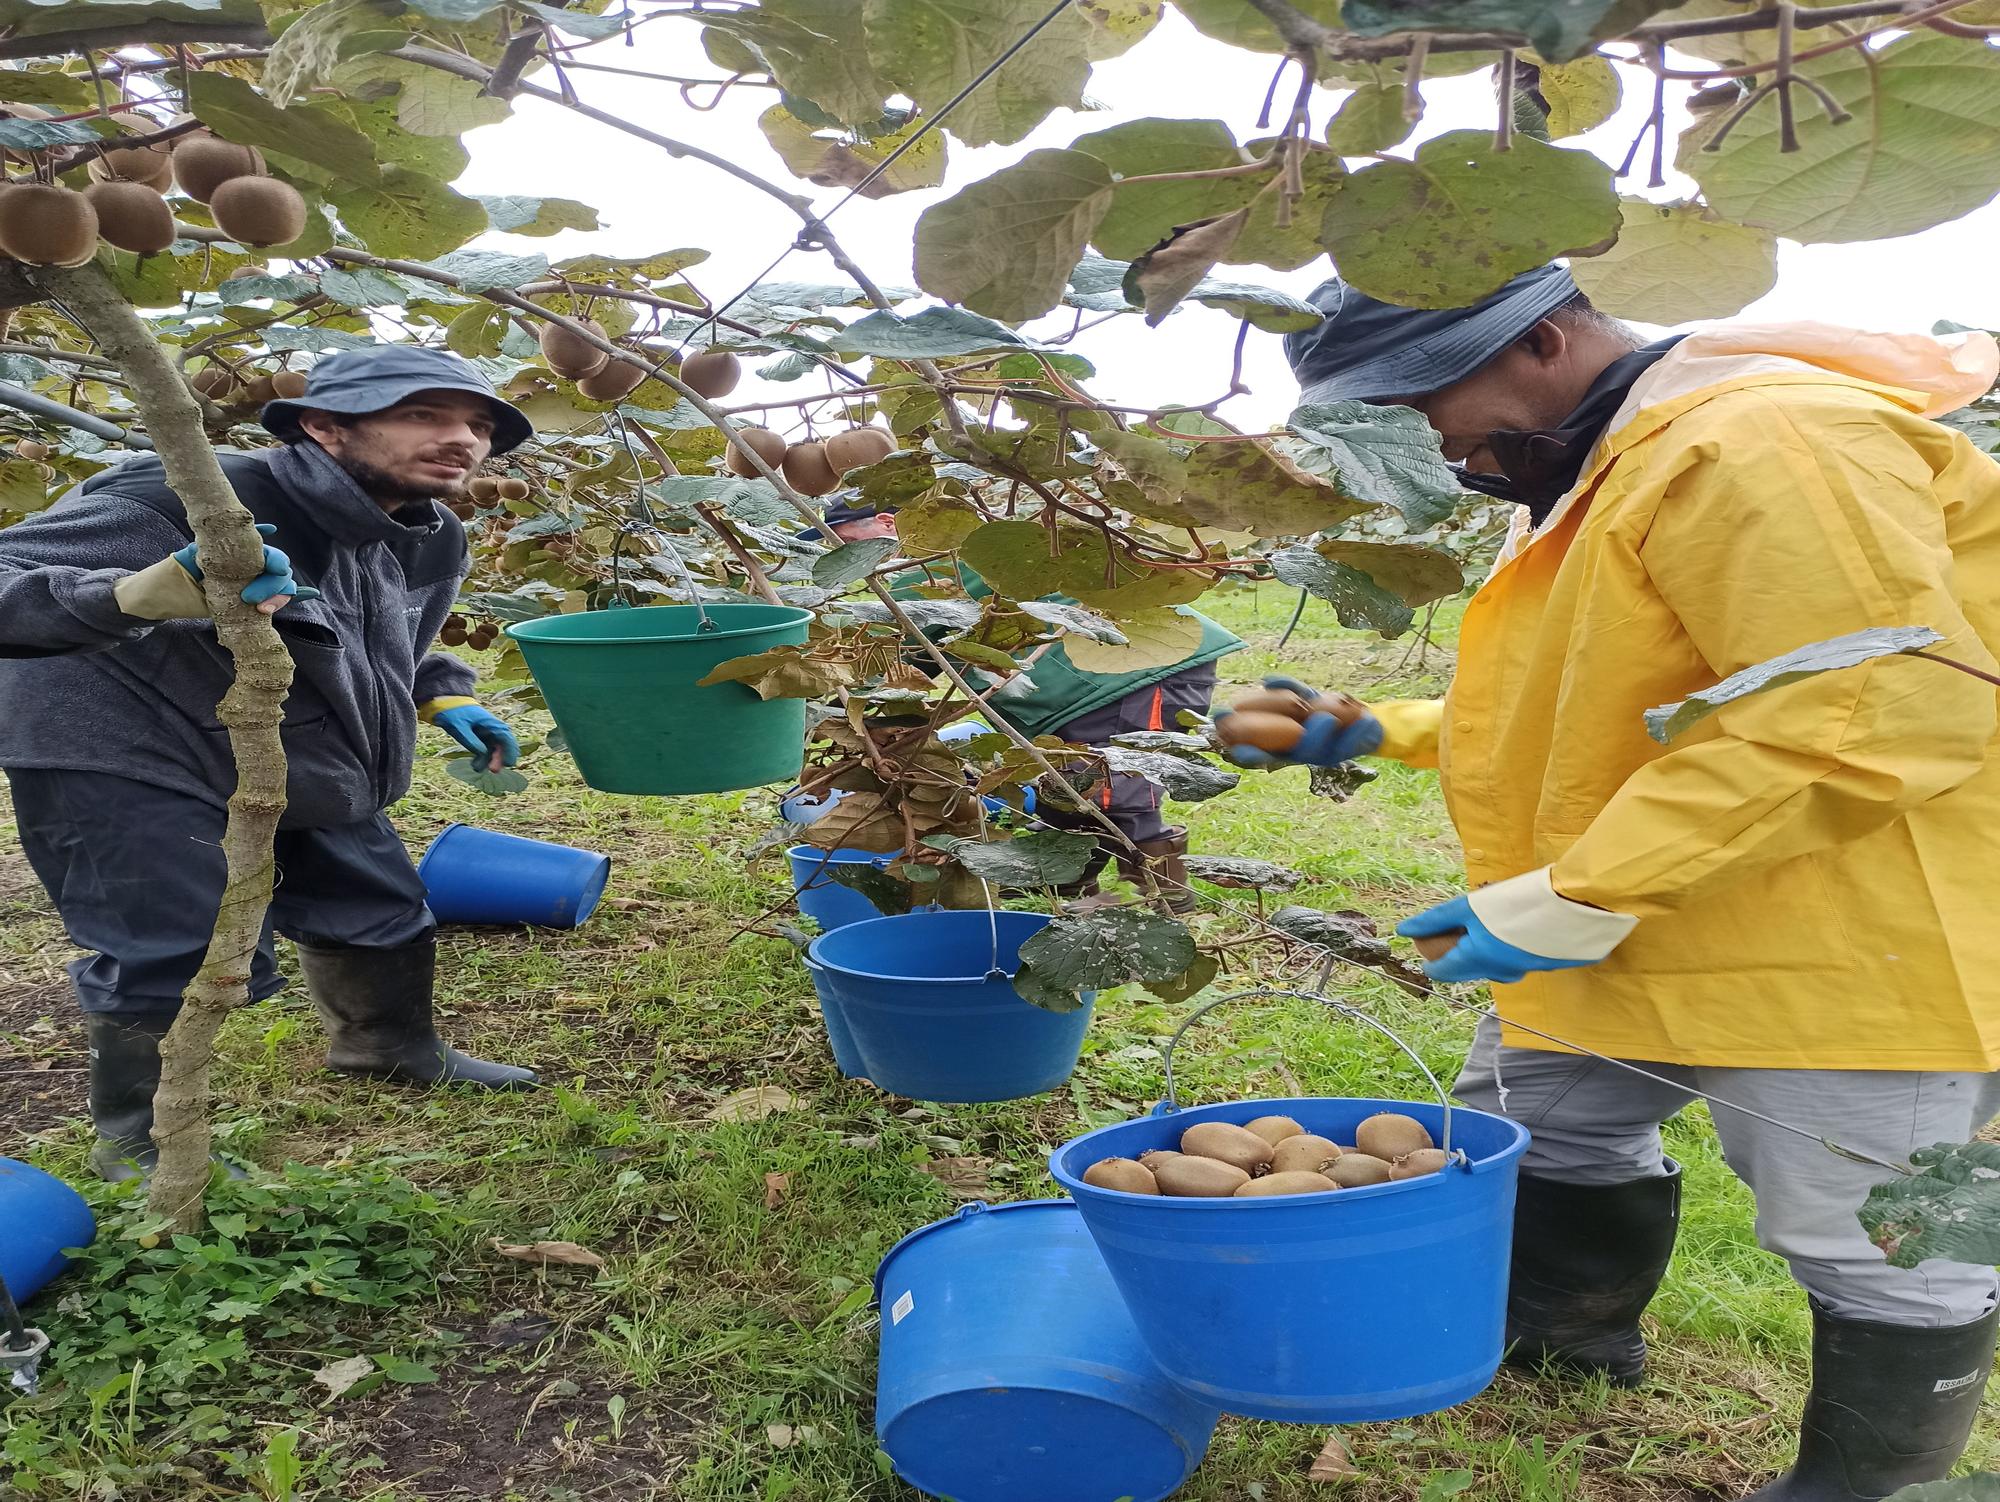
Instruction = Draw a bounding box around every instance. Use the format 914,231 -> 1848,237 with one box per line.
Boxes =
1283,263 -> 1581,406
261,345 -> 533,454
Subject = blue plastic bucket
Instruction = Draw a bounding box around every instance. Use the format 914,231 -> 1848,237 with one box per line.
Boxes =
805,911 -> 1094,1102
779,787 -> 843,825
875,1200 -> 1219,1502
0,1158 -> 95,1302
1051,1097 -> 1531,1423
418,823 -> 611,929
788,845 -> 897,932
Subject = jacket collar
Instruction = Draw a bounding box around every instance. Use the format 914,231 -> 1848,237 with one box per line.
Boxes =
265,441 -> 446,546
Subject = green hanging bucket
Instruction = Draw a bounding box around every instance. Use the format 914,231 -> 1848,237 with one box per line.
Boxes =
508,604 -> 812,796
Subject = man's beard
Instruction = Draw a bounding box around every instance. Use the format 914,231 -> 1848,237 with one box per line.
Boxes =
332,451 -> 462,509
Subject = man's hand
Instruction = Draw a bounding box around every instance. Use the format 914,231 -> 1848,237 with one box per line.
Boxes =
1397,869 -> 1638,984
429,703 -> 519,773
115,523 -> 317,621
1213,676 -> 1384,769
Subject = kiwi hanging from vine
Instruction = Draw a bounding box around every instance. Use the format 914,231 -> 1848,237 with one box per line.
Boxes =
577,358 -> 647,402
679,349 -> 741,399
83,181 -> 176,256
538,318 -> 609,380
724,426 -> 787,479
782,441 -> 841,498
0,185 -> 99,267
85,113 -> 174,190
171,132 -> 265,204
208,176 -> 306,248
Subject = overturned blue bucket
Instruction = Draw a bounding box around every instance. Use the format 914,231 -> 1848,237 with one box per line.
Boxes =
876,1200 -> 1219,1502
418,823 -> 611,929
0,1158 -> 95,1303
787,844 -> 896,932
1051,1097 -> 1531,1423
806,911 -> 1094,1102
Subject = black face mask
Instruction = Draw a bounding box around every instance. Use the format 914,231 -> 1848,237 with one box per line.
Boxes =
1457,336 -> 1687,521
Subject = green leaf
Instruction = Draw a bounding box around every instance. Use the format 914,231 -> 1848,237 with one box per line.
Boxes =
427,248 -> 549,292
446,756 -> 530,795
1321,131 -> 1617,309
823,862 -> 914,917
1268,905 -> 1392,965
1015,598 -> 1125,644
264,0 -> 388,105
1537,54 -> 1622,137
811,537 -> 898,588
1077,0 -> 1163,58
331,168 -> 488,260
1172,0 -> 1340,52
1268,545 -> 1415,638
957,517 -> 1207,613
476,194 -> 601,235
0,69 -> 97,112
1124,210 -> 1248,327
758,103 -> 946,197
1286,401 -> 1465,528
835,306 -> 1036,359
1181,855 -> 1304,891
1325,83 -> 1415,155
1062,606 -> 1201,673
515,0 -> 629,37
376,1355 -> 440,1383
915,149 -> 1116,323
1313,539 -> 1465,607
1095,429 -> 1371,537
702,23 -> 765,73
1339,0 -> 1677,62
218,272 -> 317,302
1683,33 -> 2000,245
445,301 -> 510,357
1569,198 -> 1777,323
403,0 -> 502,16
387,61 -> 513,134
1072,117 -> 1256,261
940,829 -> 1100,886
895,490 -> 984,551
704,0 -> 887,126
330,92 -> 465,180
1235,140 -> 1346,272
1138,951 -> 1218,1005
0,116 -> 101,149
1099,744 -> 1238,802
185,72 -> 379,185
867,0 -> 1094,147
318,265 -> 411,308
1014,907 -> 1198,1013
263,324 -> 379,353
1860,1140 -> 2000,1269
1644,626 -> 1945,744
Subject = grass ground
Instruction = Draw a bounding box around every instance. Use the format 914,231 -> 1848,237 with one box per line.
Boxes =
2,582 -> 1993,1501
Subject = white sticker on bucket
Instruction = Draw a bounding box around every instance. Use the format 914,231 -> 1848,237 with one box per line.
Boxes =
891,1290 -> 914,1326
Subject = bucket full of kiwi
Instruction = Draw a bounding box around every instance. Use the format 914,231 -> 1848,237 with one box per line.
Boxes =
1048,988 -> 1531,1424
507,602 -> 812,795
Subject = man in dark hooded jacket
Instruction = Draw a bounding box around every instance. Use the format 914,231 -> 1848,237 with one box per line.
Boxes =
0,345 -> 540,1180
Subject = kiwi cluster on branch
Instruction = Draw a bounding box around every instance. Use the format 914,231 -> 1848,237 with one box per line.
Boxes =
438,613 -> 499,650
1082,1110 -> 1446,1198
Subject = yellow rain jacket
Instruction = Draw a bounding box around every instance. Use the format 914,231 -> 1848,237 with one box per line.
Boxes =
1373,323 -> 2000,1070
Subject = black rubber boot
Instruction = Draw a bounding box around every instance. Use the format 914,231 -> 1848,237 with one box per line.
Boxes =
85,1014 -> 246,1183
299,938 -> 538,1090
1745,1301 -> 1999,1500
1504,1164 -> 1682,1387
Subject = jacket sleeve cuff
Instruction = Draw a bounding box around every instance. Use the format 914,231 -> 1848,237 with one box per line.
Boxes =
1372,698 -> 1444,767
110,557 -> 210,622
417,695 -> 479,723
1467,866 -> 1638,962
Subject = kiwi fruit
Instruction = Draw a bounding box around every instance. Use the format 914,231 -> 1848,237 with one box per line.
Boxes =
823,426 -> 895,474
538,318 -> 609,380
440,616 -> 469,645
1229,688 -> 1312,718
496,477 -> 530,501
86,113 -> 174,190
1153,1155 -> 1250,1198
1355,1112 -> 1433,1161
1082,1157 -> 1159,1194
16,439 -> 48,462
1329,1153 -> 1394,1188
189,365 -> 237,400
577,359 -> 647,402
679,349 -> 741,399
1243,1115 -> 1305,1147
270,370 -> 308,399
171,133 -> 265,204
1234,1170 -> 1338,1197
782,440 -> 841,498
1216,710 -> 1305,755
1270,1134 -> 1342,1175
83,180 -> 176,255
0,184 -> 99,268
468,476 -> 502,503
724,426 -> 787,479
241,373 -> 279,406
1179,1121 -> 1275,1175
209,175 -> 307,248
1136,1148 -> 1183,1173
1391,1148 -> 1450,1180
1313,691 -> 1369,726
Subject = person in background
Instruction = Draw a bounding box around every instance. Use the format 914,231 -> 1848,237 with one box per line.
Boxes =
0,345 -> 541,1181
819,502 -> 1246,910
1222,262 -> 2000,1500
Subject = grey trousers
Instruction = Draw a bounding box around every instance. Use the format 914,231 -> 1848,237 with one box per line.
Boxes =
1455,1015 -> 2000,1327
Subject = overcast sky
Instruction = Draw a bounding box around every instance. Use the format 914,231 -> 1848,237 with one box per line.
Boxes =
448,10 -> 2000,428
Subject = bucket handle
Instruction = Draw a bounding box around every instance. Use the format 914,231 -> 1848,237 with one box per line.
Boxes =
1160,984 -> 1456,1161
978,878 -> 1006,982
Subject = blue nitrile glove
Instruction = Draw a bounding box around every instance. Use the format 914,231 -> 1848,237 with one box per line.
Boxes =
1216,675 -> 1384,769
174,523 -> 318,606
1397,869 -> 1638,984
429,704 -> 520,769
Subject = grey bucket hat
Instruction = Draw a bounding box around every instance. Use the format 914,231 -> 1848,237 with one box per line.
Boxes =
1283,263 -> 1581,406
261,344 -> 533,454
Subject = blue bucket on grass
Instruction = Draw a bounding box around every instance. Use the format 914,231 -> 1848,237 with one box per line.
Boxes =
1051,1097 -> 1531,1423
806,911 -> 1094,1102
787,845 -> 897,932
0,1158 -> 95,1302
876,1200 -> 1219,1502
418,823 -> 611,929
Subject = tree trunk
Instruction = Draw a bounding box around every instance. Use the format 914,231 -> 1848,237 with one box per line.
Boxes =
45,263 -> 292,1232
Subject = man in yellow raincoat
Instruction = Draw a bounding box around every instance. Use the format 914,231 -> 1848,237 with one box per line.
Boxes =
1250,264 -> 2000,1499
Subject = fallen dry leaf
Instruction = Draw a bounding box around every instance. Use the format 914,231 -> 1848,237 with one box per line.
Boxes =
490,1238 -> 606,1269
1308,1430 -> 1358,1481
313,1354 -> 375,1399
26,1058 -> 53,1071
706,1085 -> 799,1122
766,1422 -> 798,1449
919,1156 -> 994,1200
763,1171 -> 792,1210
